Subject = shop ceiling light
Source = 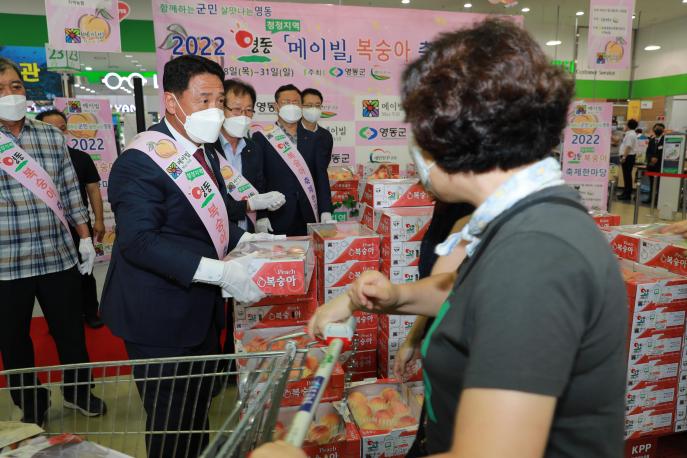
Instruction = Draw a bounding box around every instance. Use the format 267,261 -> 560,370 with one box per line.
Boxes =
464,3 -> 472,7
131,60 -> 139,63
644,45 -> 661,51
401,0 -> 409,4
521,7 -> 530,12
125,54 -> 133,58
576,11 -> 584,16
85,66 -> 93,71
546,40 -> 562,46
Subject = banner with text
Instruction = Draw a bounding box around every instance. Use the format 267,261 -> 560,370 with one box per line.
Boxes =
152,0 -> 521,166
562,101 -> 613,211
45,0 -> 121,52
54,97 -> 117,261
587,0 -> 635,71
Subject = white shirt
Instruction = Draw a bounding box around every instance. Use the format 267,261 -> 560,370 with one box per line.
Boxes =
620,130 -> 639,156
218,133 -> 248,230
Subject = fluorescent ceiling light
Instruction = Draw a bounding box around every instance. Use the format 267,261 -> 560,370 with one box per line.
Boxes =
546,40 -> 562,46
464,3 -> 472,7
521,7 -> 530,12
85,66 -> 93,71
401,0 -> 409,3
576,11 -> 584,16
644,45 -> 661,51
125,54 -> 133,58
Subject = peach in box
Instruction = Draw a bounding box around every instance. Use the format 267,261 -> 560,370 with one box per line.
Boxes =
309,222 -> 380,264
276,402 -> 361,458
225,238 -> 313,295
346,380 -> 421,458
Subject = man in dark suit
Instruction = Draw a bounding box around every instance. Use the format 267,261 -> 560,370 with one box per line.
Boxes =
301,88 -> 334,168
644,123 -> 666,203
101,55 -> 267,458
215,79 -> 285,233
253,84 -> 334,236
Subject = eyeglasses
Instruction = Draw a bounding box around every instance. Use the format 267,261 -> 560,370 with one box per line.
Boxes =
224,106 -> 255,116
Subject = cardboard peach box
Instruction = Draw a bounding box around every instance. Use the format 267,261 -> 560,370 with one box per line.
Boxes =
346,380 -> 420,457
381,264 -> 420,285
310,222 -> 380,264
353,311 -> 379,331
347,349 -> 377,374
319,260 -> 379,288
377,207 -> 434,242
226,238 -> 314,295
361,179 -> 434,209
272,402 -> 361,458
625,405 -> 674,439
378,341 -> 422,383
627,354 -> 681,391
239,269 -> 317,307
379,315 -> 418,340
626,379 -> 677,414
349,371 -> 378,383
607,224 -> 687,275
629,328 -> 685,365
233,300 -> 317,331
591,211 -> 621,229
360,204 -> 384,232
357,163 -> 401,181
381,239 -> 422,267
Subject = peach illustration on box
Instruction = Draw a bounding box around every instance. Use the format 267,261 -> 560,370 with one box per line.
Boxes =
570,105 -> 598,135
65,8 -> 114,44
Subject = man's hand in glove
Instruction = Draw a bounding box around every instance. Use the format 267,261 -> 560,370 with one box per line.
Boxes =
248,191 -> 286,212
78,237 -> 96,275
192,256 -> 265,304
255,217 -> 274,234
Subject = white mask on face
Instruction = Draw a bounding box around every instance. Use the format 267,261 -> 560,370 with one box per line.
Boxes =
279,104 -> 302,123
302,107 -> 322,124
223,115 -> 251,139
0,94 -> 27,121
410,145 -> 436,192
172,94 -> 225,144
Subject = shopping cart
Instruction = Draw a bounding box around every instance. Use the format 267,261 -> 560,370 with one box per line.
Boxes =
0,319 -> 355,458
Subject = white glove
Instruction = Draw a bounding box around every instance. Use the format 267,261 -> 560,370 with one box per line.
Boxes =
255,217 -> 274,234
238,232 -> 287,244
248,191 -> 286,212
320,212 -> 335,223
193,256 -> 265,304
78,237 -> 96,275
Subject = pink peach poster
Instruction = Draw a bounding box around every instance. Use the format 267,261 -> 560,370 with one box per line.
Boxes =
587,0 -> 635,70
45,0 -> 121,52
562,101 -> 613,211
152,0 -> 521,166
54,97 -> 117,260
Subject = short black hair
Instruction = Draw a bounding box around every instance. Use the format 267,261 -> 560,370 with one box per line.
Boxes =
36,109 -> 66,123
223,79 -> 257,106
274,84 -> 301,102
302,88 -> 323,103
0,57 -> 22,80
627,119 -> 639,130
401,19 -> 574,173
162,55 -> 225,95
654,123 -> 666,130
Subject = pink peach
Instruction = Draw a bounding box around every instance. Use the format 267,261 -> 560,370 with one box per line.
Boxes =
381,387 -> 400,402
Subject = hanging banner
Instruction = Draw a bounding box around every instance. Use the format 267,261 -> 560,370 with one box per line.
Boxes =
562,101 -> 613,211
627,99 -> 641,121
0,46 -> 63,101
152,0 -> 522,166
53,97 -> 118,261
45,0 -> 121,52
587,0 -> 635,70
45,45 -> 81,73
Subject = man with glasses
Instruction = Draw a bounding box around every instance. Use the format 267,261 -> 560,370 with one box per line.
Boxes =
216,79 -> 285,233
253,84 -> 334,235
301,88 -> 334,168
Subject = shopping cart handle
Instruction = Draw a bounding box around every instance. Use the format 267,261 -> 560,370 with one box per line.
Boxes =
319,317 -> 356,350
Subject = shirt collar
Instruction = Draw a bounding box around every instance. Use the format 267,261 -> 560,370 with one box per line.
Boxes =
301,121 -> 318,133
0,118 -> 30,139
219,132 -> 246,157
164,117 -> 200,154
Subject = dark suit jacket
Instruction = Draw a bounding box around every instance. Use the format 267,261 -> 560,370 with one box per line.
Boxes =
252,123 -> 332,235
101,121 -> 245,348
212,136 -> 266,232
315,125 -> 334,168
645,136 -> 665,172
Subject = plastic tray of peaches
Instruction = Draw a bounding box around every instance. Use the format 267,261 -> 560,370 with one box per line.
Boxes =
204,323 -> 424,458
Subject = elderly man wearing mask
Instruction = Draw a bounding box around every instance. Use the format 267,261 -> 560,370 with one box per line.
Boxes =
215,78 -> 285,233
101,54 -> 279,458
0,57 -> 106,427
